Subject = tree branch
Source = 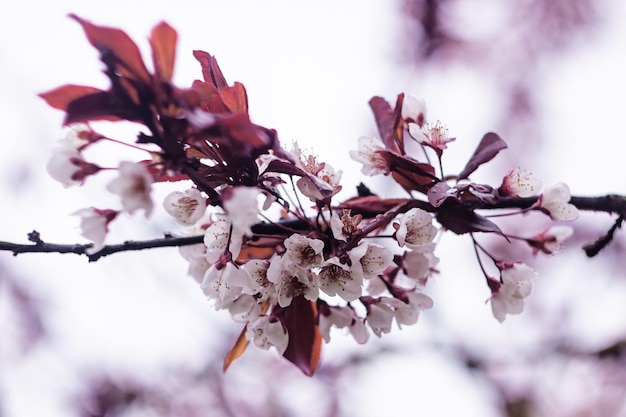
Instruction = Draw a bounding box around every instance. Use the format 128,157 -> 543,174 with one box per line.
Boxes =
2,194 -> 626,261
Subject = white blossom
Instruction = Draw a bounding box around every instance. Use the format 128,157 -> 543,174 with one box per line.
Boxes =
539,182 -> 580,221
106,161 -> 154,217
384,292 -> 433,327
318,257 -> 363,302
350,242 -> 394,279
349,136 -> 389,176
401,94 -> 427,125
163,188 -> 207,225
491,262 -> 538,322
283,234 -> 324,269
201,263 -> 248,309
73,207 -> 117,254
366,300 -> 395,337
203,214 -> 242,263
223,186 -> 260,236
246,316 -> 288,354
318,305 -> 369,344
499,168 -> 542,198
395,208 -> 437,248
267,254 -> 318,307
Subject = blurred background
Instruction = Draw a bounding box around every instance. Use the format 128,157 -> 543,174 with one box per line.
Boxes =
1,0 -> 626,416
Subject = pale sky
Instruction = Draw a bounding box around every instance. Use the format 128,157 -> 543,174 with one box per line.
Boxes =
2,1 -> 626,417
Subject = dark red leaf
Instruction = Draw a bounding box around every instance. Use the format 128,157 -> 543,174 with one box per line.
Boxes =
193,50 -> 228,90
436,200 -> 503,235
64,91 -> 142,124
337,196 -> 411,217
39,84 -> 104,111
427,181 -> 453,207
281,296 -> 322,376
70,14 -> 151,84
458,132 -> 507,180
150,22 -> 177,81
264,159 -> 308,177
369,96 -> 400,153
380,151 -> 438,193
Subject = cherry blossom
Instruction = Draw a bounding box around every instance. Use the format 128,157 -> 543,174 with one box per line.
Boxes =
73,208 -> 118,254
203,214 -> 242,263
528,225 -> 574,255
330,209 -> 362,242
283,234 -> 324,269
293,144 -> 342,202
401,94 -> 427,126
351,242 -> 394,279
394,207 -> 438,248
223,186 -> 260,237
385,291 -> 434,326
163,188 -> 207,225
266,255 -> 319,307
227,294 -> 263,323
241,259 -> 275,302
408,120 -> 456,153
490,262 -> 538,322
201,263 -> 248,309
499,167 -> 542,198
106,161 -> 154,217
317,257 -> 363,302
538,182 -> 580,221
402,244 -> 439,284
47,134 -> 100,187
318,304 -> 369,344
365,299 -> 395,337
349,136 -> 390,176
246,316 -> 288,354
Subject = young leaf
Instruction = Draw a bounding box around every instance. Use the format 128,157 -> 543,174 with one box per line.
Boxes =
39,85 -> 104,111
69,14 -> 151,84
458,132 -> 507,180
193,50 -> 228,90
150,21 -> 177,81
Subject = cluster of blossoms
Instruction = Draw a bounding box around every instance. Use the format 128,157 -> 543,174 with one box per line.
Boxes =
40,17 -> 579,375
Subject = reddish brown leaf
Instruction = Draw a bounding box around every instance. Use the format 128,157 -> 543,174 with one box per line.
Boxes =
150,22 -> 177,81
223,326 -> 250,372
281,296 -> 322,376
436,200 -> 503,235
39,84 -> 104,111
70,14 -> 151,83
193,50 -> 228,89
458,132 -> 507,180
381,151 -> 438,193
220,82 -> 248,114
337,196 -> 411,217
64,91 -> 142,124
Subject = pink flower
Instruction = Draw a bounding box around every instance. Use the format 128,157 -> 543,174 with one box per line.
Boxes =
106,161 -> 154,217
499,168 -> 542,198
394,208 -> 437,248
528,225 -> 574,255
163,188 -> 207,225
490,262 -> 537,322
408,120 -> 455,153
349,136 -> 390,176
538,183 -> 579,221
73,207 -> 118,254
